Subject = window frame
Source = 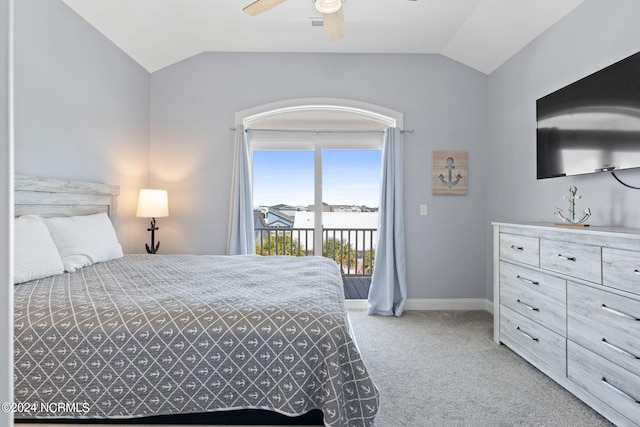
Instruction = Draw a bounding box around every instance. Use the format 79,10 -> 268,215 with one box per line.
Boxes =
236,98 -> 403,256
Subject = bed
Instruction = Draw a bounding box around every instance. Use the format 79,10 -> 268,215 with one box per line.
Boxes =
12,175 -> 379,427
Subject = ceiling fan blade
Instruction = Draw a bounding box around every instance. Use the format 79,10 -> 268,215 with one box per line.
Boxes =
323,8 -> 344,41
243,0 -> 288,16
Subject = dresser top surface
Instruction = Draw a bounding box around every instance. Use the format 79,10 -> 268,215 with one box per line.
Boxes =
492,222 -> 640,240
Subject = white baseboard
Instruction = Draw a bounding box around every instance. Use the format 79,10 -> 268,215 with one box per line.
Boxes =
346,298 -> 493,313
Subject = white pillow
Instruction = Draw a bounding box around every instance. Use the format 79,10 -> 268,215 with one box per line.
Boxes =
14,215 -> 64,284
42,213 -> 123,272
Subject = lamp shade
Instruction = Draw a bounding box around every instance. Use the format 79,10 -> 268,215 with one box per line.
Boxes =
136,189 -> 169,218
315,0 -> 341,14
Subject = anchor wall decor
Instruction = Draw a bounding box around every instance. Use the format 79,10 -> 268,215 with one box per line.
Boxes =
432,151 -> 468,195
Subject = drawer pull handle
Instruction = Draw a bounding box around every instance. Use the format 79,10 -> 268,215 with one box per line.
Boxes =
516,327 -> 539,342
517,299 -> 540,312
516,275 -> 540,286
510,245 -> 524,251
557,254 -> 576,261
601,304 -> 640,321
601,339 -> 640,360
601,377 -> 640,403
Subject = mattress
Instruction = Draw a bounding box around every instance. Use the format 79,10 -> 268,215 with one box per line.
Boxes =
13,254 -> 378,427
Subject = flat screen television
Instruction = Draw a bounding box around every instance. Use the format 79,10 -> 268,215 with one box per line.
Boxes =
536,51 -> 640,179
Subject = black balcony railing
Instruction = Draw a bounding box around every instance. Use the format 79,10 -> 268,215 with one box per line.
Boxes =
255,227 -> 377,277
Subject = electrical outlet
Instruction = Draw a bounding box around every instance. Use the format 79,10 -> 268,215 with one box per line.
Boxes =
420,204 -> 428,216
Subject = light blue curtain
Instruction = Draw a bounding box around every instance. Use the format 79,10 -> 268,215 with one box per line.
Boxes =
367,127 -> 407,316
228,125 -> 256,255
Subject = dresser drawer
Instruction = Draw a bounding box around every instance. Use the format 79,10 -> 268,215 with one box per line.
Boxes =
500,306 -> 566,376
499,261 -> 566,336
540,239 -> 601,283
567,282 -> 640,376
568,341 -> 640,425
499,233 -> 539,266
568,312 -> 640,378
603,247 -> 640,295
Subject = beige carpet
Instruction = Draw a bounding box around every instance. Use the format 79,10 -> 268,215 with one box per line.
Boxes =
348,310 -> 613,427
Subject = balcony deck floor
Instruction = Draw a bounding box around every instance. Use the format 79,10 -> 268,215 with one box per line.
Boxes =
343,276 -> 371,299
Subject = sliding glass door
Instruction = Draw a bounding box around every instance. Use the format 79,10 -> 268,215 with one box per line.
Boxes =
252,136 -> 381,276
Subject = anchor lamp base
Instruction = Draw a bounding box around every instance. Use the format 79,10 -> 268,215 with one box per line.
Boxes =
145,217 -> 160,254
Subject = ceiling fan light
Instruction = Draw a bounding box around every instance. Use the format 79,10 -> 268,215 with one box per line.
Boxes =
315,0 -> 342,14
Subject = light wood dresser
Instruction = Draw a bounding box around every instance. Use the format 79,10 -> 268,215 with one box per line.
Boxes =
493,222 -> 640,427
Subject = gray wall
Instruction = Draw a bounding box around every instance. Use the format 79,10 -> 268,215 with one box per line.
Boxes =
150,53 -> 489,299
19,0 -> 640,303
13,0 -> 151,253
1,0 -> 13,424
486,0 -> 640,298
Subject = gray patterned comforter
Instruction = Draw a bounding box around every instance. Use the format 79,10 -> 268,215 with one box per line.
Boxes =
14,254 -> 378,426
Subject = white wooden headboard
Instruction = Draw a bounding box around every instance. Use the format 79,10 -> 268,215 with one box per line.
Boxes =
14,175 -> 120,218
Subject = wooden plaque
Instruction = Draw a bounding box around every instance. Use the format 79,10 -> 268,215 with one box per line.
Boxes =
432,151 -> 468,195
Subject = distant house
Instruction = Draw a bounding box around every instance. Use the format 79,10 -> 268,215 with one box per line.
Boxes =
254,205 -> 297,229
332,205 -> 360,212
268,204 -> 300,218
265,208 -> 294,228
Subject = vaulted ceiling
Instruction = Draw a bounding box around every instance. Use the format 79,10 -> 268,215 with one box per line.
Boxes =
62,0 -> 584,74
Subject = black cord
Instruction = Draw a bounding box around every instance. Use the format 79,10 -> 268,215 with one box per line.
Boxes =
611,171 -> 640,189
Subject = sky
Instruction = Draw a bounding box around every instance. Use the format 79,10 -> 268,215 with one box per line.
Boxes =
253,150 -> 382,208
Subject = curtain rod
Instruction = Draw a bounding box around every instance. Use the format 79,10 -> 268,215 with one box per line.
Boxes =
229,127 -> 414,134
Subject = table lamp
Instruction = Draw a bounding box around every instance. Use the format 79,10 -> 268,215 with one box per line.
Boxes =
136,189 -> 169,254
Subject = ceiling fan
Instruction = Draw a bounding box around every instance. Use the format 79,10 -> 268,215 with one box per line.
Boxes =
243,0 -> 344,41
